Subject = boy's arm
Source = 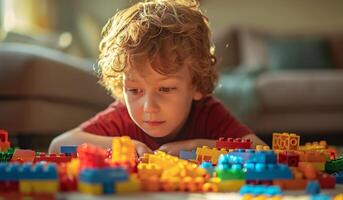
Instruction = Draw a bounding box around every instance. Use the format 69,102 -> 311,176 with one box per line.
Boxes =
48,128 -> 152,156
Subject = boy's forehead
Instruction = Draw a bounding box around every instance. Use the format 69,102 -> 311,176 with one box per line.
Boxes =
123,67 -> 185,81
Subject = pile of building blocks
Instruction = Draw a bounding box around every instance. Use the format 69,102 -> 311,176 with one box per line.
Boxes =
0,129 -> 343,200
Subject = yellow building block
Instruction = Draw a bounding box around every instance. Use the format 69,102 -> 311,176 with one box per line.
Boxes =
137,163 -> 162,178
67,158 -> 80,177
196,146 -> 227,165
210,177 -> 244,192
19,180 -> 59,193
116,175 -> 141,193
334,194 -> 343,200
112,136 -> 137,165
78,182 -> 102,195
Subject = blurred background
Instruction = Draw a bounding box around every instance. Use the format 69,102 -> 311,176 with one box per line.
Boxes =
0,0 -> 342,151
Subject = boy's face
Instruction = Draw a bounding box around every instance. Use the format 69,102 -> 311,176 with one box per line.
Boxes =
123,62 -> 202,140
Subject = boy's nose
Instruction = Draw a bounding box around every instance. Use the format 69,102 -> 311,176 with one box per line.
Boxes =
143,94 -> 159,113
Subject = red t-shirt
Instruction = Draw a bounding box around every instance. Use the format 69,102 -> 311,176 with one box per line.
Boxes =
80,96 -> 253,150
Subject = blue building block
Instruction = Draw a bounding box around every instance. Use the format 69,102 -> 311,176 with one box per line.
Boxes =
0,162 -> 58,181
0,162 -> 21,180
306,181 -> 320,195
79,167 -> 128,184
311,193 -> 330,200
247,151 -> 277,164
199,161 -> 215,177
332,171 -> 343,184
179,149 -> 196,160
228,149 -> 256,162
218,154 -> 243,165
239,185 -> 282,196
60,146 -> 77,155
20,162 -> 58,180
245,163 -> 292,180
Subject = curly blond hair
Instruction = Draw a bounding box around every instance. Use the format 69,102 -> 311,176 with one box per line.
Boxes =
98,0 -> 217,100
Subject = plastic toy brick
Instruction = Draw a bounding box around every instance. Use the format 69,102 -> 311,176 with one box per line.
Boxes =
298,162 -> 317,180
115,175 -> 141,193
78,181 -> 102,195
202,182 -> 218,192
255,145 -> 270,151
0,147 -> 15,162
77,143 -> 108,169
297,150 -> 326,162
111,136 -> 137,166
179,149 -> 196,160
301,140 -> 327,151
325,157 -> 343,173
215,162 -> 245,180
0,129 -> 10,151
306,180 -> 320,195
160,176 -> 180,191
273,179 -> 307,190
317,172 -> 335,189
311,193 -> 331,200
0,162 -> 58,181
245,163 -> 292,180
299,161 -> 325,171
19,180 -> 59,194
239,184 -> 283,196
179,176 -> 205,192
278,151 -> 299,167
34,152 -> 72,164
332,171 -> 343,184
79,167 -> 128,184
60,146 -> 77,155
216,137 -> 252,149
137,163 -> 162,179
248,150 -> 277,164
140,176 -> 160,191
272,132 -> 299,151
199,161 -> 215,177
210,178 -> 244,192
196,146 -> 227,165
10,149 -> 35,162
334,194 -> 343,200
228,149 -> 256,162
20,162 -> 58,180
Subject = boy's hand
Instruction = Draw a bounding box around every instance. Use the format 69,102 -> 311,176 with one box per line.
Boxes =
133,140 -> 153,157
157,139 -> 216,156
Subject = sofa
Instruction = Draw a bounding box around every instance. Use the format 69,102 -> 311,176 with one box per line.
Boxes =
0,42 -> 113,136
213,28 -> 343,137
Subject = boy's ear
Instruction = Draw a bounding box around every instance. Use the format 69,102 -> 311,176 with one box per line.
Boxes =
192,90 -> 203,100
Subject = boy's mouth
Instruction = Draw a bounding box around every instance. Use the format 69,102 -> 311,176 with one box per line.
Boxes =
143,121 -> 166,126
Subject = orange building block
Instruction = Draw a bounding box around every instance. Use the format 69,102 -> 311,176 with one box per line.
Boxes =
272,132 -> 300,151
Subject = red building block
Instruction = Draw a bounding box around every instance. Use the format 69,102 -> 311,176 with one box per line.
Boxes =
216,137 -> 252,149
317,172 -> 336,189
77,143 -> 109,170
34,152 -> 72,164
10,149 -> 35,163
278,151 -> 300,167
0,129 -> 10,151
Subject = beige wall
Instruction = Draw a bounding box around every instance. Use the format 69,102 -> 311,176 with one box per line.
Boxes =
201,0 -> 343,34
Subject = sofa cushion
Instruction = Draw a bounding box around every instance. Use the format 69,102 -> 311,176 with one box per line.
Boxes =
256,70 -> 343,110
267,38 -> 333,70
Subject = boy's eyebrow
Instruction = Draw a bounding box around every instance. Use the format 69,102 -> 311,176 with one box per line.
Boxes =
157,75 -> 183,81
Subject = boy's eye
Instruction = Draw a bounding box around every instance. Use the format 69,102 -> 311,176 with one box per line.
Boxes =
125,88 -> 143,95
159,87 -> 176,93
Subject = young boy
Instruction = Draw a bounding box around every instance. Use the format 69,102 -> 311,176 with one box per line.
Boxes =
49,0 -> 266,156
